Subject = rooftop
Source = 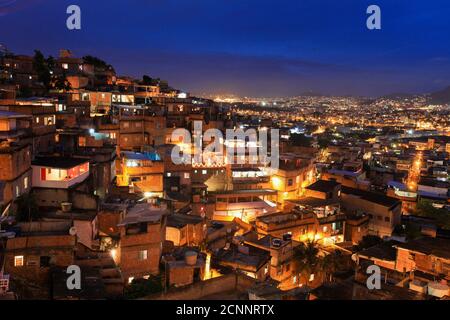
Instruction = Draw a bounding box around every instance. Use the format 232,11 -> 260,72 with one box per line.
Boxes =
341,186 -> 400,208
167,213 -> 204,228
395,237 -> 450,259
118,203 -> 169,226
306,180 -> 341,193
32,156 -> 89,169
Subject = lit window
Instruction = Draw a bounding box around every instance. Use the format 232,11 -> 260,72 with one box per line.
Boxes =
323,226 -> 328,232
128,277 -> 134,284
138,250 -> 148,260
202,170 -> 207,175
309,274 -> 315,282
167,172 -> 171,177
15,186 -> 20,197
184,172 -> 190,179
62,63 -> 69,70
14,255 -> 24,267
36,117 -> 40,124
24,177 -> 29,189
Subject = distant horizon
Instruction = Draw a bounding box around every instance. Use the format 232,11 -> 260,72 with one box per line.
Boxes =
1,0 -> 450,97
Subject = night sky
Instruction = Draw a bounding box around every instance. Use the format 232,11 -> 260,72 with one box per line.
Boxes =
1,0 -> 450,97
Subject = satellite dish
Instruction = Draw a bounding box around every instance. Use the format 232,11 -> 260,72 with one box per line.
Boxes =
69,227 -> 77,236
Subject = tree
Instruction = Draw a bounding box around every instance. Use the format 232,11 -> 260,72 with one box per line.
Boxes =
53,72 -> 72,91
15,193 -> 40,222
82,55 -> 114,72
124,276 -> 163,299
354,235 -> 383,251
32,50 -> 52,91
321,251 -> 346,283
293,239 -> 321,287
414,199 -> 450,230
290,133 -> 312,147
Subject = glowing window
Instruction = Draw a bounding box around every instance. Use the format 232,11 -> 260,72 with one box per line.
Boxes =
14,255 -> 24,267
138,250 -> 148,260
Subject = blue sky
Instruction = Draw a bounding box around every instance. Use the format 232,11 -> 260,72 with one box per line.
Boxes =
1,0 -> 450,97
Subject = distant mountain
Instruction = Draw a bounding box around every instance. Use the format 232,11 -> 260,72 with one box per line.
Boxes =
429,86 -> 450,104
299,91 -> 326,97
381,92 -> 415,99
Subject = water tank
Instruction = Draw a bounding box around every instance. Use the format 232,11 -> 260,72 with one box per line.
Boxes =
69,227 -> 77,236
185,251 -> 198,266
427,282 -> 449,298
283,233 -> 292,242
272,238 -> 282,247
61,202 -> 72,212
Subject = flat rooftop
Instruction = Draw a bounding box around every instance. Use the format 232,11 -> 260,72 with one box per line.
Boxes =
341,186 -> 400,208
395,237 -> 450,259
167,213 -> 204,228
32,156 -> 89,169
306,180 -> 341,193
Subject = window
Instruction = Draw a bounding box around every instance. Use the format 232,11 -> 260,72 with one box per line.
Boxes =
128,277 -> 134,284
123,122 -> 130,128
202,170 -> 207,175
36,117 -> 40,124
184,172 -> 190,179
24,177 -> 29,189
309,274 -> 315,282
14,255 -> 24,267
15,185 -> 20,197
323,226 -> 328,232
138,250 -> 148,260
384,216 -> 390,222
287,179 -> 293,186
62,63 -> 69,70
40,256 -> 51,267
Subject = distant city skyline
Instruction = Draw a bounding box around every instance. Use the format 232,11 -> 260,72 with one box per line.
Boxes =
1,0 -> 450,97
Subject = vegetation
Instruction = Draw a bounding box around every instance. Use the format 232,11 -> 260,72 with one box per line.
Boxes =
141,75 -> 160,86
414,199 -> 450,230
82,55 -> 114,71
32,50 -> 52,91
293,240 -> 321,286
354,235 -> 383,251
32,50 -> 71,92
15,193 -> 40,222
124,276 -> 163,299
290,133 -> 312,147
293,240 -> 347,286
394,222 -> 422,240
53,71 -> 72,91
